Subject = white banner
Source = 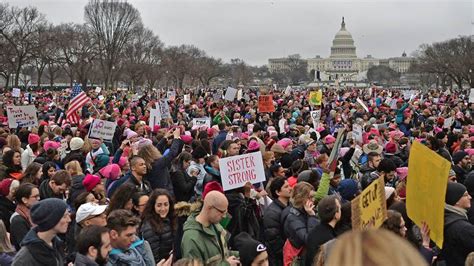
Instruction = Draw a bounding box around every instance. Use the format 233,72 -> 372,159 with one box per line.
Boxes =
225,87 -> 237,101
88,119 -> 117,141
219,151 -> 266,191
6,105 -> 38,128
149,108 -> 161,129
12,88 -> 21,98
158,99 -> 171,119
192,117 -> 211,128
352,124 -> 363,144
310,110 -> 321,129
95,87 -> 102,93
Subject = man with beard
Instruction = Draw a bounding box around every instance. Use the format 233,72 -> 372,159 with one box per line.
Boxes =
75,225 -> 112,266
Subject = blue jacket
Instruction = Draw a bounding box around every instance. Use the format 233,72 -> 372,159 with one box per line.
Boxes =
212,130 -> 228,154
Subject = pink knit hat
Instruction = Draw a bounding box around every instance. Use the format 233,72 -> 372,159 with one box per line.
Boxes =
99,164 -> 121,180
247,140 -> 260,152
28,133 -> 40,145
324,135 -> 336,144
277,138 -> 292,149
43,140 -> 61,151
83,174 -> 101,192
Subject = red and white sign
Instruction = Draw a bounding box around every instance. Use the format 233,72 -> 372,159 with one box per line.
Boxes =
219,151 -> 266,191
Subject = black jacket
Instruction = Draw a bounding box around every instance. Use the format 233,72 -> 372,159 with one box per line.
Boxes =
452,165 -> 470,184
140,219 -> 174,262
262,199 -> 287,266
62,150 -> 87,174
68,174 -> 86,207
144,139 -> 184,196
468,198 -> 474,225
171,168 -> 197,202
39,180 -> 64,200
283,206 -> 319,249
10,213 -> 31,251
125,172 -> 152,195
12,227 -> 65,266
440,207 -> 474,266
0,196 -> 15,232
305,223 -> 336,266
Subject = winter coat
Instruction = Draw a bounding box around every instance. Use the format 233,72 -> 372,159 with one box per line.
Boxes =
9,213 -> 31,251
305,223 -> 336,266
12,228 -> 65,266
212,130 -> 228,154
171,168 -> 197,202
106,238 -> 155,266
20,145 -> 36,171
62,150 -> 87,174
181,213 -> 238,265
283,206 -> 319,249
124,172 -> 152,195
262,199 -> 287,266
140,218 -> 174,262
144,139 -> 184,196
74,253 -> 98,266
452,165 -> 470,184
440,205 -> 474,266
225,192 -> 261,248
0,196 -> 15,232
0,252 -> 14,266
173,201 -> 202,260
68,174 -> 86,207
39,179 -> 64,200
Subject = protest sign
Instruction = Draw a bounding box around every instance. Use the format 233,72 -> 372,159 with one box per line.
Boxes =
6,105 -> 38,128
356,98 -> 369,112
167,91 -> 176,101
258,95 -> 275,113
406,141 -> 450,248
88,119 -> 117,141
309,90 -> 322,106
225,87 -> 237,101
443,117 -> 454,129
390,99 -> 398,110
98,95 -> 104,101
469,88 -> 474,103
192,117 -> 211,128
351,176 -> 387,230
184,94 -> 191,105
285,86 -> 292,96
236,89 -> 243,100
219,151 -> 266,191
310,110 -> 321,129
149,108 -> 161,129
158,100 -> 171,119
12,88 -> 21,98
352,124 -> 363,144
327,128 -> 345,172
214,90 -> 223,101
95,87 -> 102,93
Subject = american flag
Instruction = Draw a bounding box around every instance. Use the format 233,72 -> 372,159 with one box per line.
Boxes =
66,83 -> 90,125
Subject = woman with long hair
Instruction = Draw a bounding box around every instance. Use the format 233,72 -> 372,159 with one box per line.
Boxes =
10,183 -> 40,250
66,160 -> 86,205
1,150 -> 23,180
140,189 -> 176,263
40,161 -> 57,183
20,162 -> 42,186
0,220 -> 15,265
3,135 -> 24,154
107,184 -> 137,215
171,152 -> 197,202
132,192 -> 149,217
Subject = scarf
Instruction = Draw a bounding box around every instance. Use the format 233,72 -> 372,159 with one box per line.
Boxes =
445,204 -> 468,219
16,204 -> 35,227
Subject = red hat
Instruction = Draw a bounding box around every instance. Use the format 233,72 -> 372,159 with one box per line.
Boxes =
202,181 -> 224,199
39,121 -> 48,126
153,125 -> 161,133
83,174 -> 101,192
0,178 -> 15,197
28,133 -> 40,145
385,142 -> 397,154
181,135 -> 193,145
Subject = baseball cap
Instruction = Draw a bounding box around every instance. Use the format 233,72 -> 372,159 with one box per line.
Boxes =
76,202 -> 107,224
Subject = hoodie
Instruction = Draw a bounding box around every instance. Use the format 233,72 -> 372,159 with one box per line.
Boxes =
106,238 -> 155,266
12,228 -> 64,266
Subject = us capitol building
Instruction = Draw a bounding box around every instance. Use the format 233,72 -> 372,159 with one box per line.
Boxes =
268,17 -> 416,82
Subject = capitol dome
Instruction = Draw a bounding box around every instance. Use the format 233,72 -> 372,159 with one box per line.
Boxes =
330,17 -> 357,59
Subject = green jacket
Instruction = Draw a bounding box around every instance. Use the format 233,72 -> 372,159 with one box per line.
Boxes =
181,213 -> 238,265
212,115 -> 231,125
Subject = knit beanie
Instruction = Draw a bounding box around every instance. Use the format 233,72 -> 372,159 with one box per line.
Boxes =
445,182 -> 467,206
99,164 -> 121,180
83,174 -> 101,192
0,178 -> 19,197
31,198 -> 68,232
70,137 -> 84,151
202,181 -> 224,199
234,232 -> 267,266
28,133 -> 40,145
464,172 -> 474,196
452,151 -> 468,165
337,179 -> 359,201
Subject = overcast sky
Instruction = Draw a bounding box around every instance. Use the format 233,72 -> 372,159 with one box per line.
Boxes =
7,0 -> 473,66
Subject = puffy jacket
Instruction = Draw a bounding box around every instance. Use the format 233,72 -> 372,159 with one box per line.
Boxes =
140,219 -> 174,262
181,213 -> 238,265
171,168 -> 197,202
440,205 -> 474,266
283,206 -> 319,249
144,139 -> 184,196
262,199 -> 287,266
12,228 -> 65,266
225,192 -> 261,248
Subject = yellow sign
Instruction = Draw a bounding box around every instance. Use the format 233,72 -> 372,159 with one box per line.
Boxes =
351,176 -> 387,230
406,141 -> 450,248
309,90 -> 322,106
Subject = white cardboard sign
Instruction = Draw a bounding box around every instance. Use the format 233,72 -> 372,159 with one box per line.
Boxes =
167,91 -> 176,101
184,94 -> 191,105
352,124 -> 363,144
12,88 -> 21,98
88,119 -> 117,141
6,105 -> 38,128
310,110 -> 321,129
219,151 -> 266,191
158,100 -> 171,119
225,87 -> 237,102
469,88 -> 474,103
149,108 -> 161,129
192,117 -> 211,128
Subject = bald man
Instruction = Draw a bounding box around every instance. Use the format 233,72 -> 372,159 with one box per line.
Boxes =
181,191 -> 240,265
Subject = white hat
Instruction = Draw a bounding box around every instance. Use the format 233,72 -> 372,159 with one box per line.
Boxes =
70,137 -> 84,151
76,202 -> 107,224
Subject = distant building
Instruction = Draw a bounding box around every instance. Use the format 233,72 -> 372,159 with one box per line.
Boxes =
268,17 -> 416,82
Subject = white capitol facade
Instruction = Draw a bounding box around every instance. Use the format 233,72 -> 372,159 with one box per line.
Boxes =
268,18 -> 416,82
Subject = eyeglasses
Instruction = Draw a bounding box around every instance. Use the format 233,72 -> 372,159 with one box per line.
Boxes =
211,205 -> 227,214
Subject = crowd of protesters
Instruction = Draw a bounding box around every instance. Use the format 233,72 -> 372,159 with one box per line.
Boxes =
0,85 -> 472,266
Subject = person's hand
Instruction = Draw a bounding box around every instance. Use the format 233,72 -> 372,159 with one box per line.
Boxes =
304,199 -> 316,216
421,222 -> 431,248
243,182 -> 252,198
120,139 -> 129,149
164,129 -> 172,139
226,256 -> 240,266
257,189 -> 268,199
173,128 -> 181,139
156,255 -> 172,266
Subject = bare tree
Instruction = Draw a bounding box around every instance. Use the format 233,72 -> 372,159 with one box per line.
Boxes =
0,3 -> 47,87
84,0 -> 143,89
163,45 -> 204,88
193,56 -> 225,86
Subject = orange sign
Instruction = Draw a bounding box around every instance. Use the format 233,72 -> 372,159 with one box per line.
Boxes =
258,95 -> 275,113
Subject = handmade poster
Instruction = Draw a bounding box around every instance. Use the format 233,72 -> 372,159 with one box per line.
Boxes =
309,90 -> 322,106
89,119 -> 117,141
219,151 -> 266,191
258,95 -> 275,113
225,87 -> 238,101
6,105 -> 38,128
351,176 -> 387,230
